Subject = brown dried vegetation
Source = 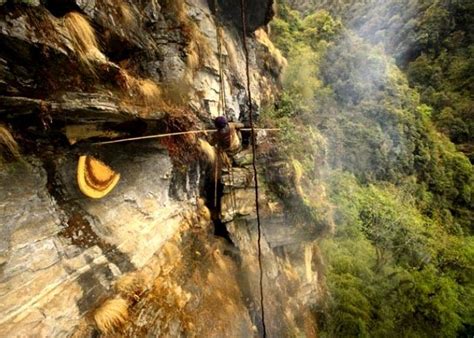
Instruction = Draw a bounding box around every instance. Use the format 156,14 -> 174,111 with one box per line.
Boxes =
197,138 -> 216,166
116,1 -> 135,26
198,200 -> 211,222
63,12 -> 105,70
97,0 -> 137,27
160,80 -> 193,107
94,297 -> 129,335
135,79 -> 163,106
183,244 -> 251,336
115,272 -> 149,301
184,23 -> 213,70
0,124 -> 20,161
255,28 -> 287,71
159,110 -> 201,166
161,0 -> 213,79
117,69 -> 166,115
121,230 -> 251,336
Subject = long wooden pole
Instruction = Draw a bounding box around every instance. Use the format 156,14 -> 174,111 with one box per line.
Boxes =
92,128 -> 280,145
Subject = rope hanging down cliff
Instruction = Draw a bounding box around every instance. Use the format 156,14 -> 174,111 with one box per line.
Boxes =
213,0 -> 237,213
239,0 -> 267,337
214,0 -> 227,121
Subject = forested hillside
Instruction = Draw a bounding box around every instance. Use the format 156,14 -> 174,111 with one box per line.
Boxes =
288,0 -> 474,161
265,1 -> 473,336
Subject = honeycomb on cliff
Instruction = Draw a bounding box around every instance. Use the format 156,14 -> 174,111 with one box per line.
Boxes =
77,155 -> 121,199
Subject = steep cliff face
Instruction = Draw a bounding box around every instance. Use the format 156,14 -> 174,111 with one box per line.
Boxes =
0,0 -> 324,336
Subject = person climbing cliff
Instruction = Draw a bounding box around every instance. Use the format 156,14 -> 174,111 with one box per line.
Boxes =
210,116 -> 245,157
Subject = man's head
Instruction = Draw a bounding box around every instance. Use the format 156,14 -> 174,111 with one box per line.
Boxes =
214,116 -> 228,129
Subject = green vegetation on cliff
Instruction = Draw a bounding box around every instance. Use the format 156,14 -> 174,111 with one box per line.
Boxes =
264,1 -> 473,336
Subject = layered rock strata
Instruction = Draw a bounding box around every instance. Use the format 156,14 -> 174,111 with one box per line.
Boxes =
0,0 -> 326,336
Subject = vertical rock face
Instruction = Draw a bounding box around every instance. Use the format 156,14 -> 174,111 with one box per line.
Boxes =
0,0 -> 279,122
1,0 -> 325,336
0,145 -> 192,336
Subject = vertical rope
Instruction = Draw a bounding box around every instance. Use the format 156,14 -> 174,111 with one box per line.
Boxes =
214,0 -> 237,216
214,0 -> 225,209
239,1 -> 267,337
217,28 -> 225,117
214,0 -> 227,119
214,150 -> 219,207
218,33 -> 227,118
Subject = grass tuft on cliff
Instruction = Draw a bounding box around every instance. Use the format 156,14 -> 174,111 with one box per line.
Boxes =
160,0 -> 212,80
94,297 -> 129,334
63,12 -> 106,71
117,69 -> 167,116
0,124 -> 21,162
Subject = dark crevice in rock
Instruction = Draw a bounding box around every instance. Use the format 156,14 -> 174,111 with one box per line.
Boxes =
43,0 -> 81,18
0,36 -> 95,98
209,0 -> 274,33
211,191 -> 234,244
95,23 -> 145,65
103,43 -> 141,64
104,118 -> 148,136
213,218 -> 233,244
0,36 -> 56,98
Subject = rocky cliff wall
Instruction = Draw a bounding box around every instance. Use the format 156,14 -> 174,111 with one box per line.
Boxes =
0,0 -> 325,336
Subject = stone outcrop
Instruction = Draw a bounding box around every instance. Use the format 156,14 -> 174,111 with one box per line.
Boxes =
98,150 -> 326,337
0,143 -> 195,336
221,161 -> 325,336
0,0 -> 326,336
0,0 -> 279,123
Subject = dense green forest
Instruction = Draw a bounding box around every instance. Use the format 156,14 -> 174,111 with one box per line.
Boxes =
289,0 -> 474,161
264,1 -> 473,336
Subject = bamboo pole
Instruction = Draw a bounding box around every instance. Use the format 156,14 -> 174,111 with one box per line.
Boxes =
241,128 -> 280,132
92,128 -> 280,145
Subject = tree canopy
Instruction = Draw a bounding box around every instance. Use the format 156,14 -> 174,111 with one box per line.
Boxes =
264,1 -> 474,336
